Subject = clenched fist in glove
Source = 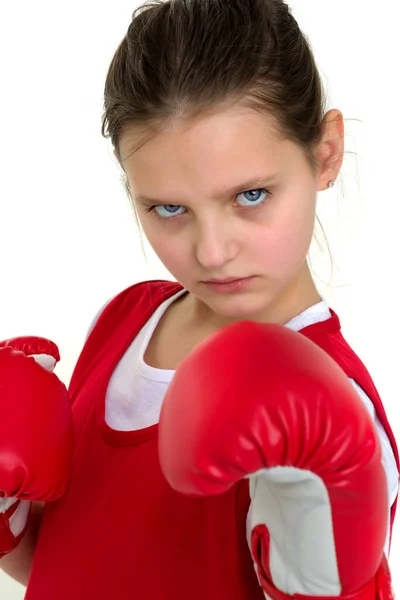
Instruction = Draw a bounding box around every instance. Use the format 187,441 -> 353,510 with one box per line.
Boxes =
0,337 -> 74,558
159,321 -> 393,600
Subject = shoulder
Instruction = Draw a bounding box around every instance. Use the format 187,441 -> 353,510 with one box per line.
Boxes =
350,379 -> 399,506
85,296 -> 114,340
85,279 -> 184,340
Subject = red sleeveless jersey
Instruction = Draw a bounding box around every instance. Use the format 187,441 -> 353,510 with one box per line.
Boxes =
25,280 -> 399,599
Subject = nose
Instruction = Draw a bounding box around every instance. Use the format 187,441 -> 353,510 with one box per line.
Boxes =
194,219 -> 239,270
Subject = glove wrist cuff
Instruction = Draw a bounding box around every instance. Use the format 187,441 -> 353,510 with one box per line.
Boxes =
0,500 -> 31,559
257,556 -> 394,600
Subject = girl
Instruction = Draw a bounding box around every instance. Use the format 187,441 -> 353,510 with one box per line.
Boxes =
0,0 -> 399,598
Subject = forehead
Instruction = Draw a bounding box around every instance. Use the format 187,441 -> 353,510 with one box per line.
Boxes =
118,105 -> 286,163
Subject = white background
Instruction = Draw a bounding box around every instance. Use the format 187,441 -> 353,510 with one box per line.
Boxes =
1,0 -> 399,596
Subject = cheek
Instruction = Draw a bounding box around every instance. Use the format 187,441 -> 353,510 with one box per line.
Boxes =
253,208 -> 314,276
147,233 -> 190,272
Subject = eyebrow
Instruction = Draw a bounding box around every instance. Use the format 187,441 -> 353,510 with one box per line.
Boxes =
134,172 -> 281,205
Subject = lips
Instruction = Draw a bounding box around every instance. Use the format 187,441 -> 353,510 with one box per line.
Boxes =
205,277 -> 247,284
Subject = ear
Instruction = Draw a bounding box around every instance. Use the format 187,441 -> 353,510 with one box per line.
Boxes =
315,109 -> 345,191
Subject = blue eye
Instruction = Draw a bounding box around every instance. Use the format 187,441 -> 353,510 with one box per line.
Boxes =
236,188 -> 269,207
145,188 -> 271,221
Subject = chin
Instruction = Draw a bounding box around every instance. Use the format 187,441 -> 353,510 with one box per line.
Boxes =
206,294 -> 269,321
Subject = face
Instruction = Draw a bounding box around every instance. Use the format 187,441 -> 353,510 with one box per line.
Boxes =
118,105 -> 323,324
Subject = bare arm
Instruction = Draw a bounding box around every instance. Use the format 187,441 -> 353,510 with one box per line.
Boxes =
0,502 -> 44,587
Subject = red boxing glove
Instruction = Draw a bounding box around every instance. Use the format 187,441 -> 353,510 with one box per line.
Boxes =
159,322 -> 393,600
0,336 -> 74,557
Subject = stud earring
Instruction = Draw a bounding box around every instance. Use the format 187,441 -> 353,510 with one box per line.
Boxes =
327,180 -> 335,189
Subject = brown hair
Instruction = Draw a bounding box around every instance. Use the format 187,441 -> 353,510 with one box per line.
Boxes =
101,0 -> 336,274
